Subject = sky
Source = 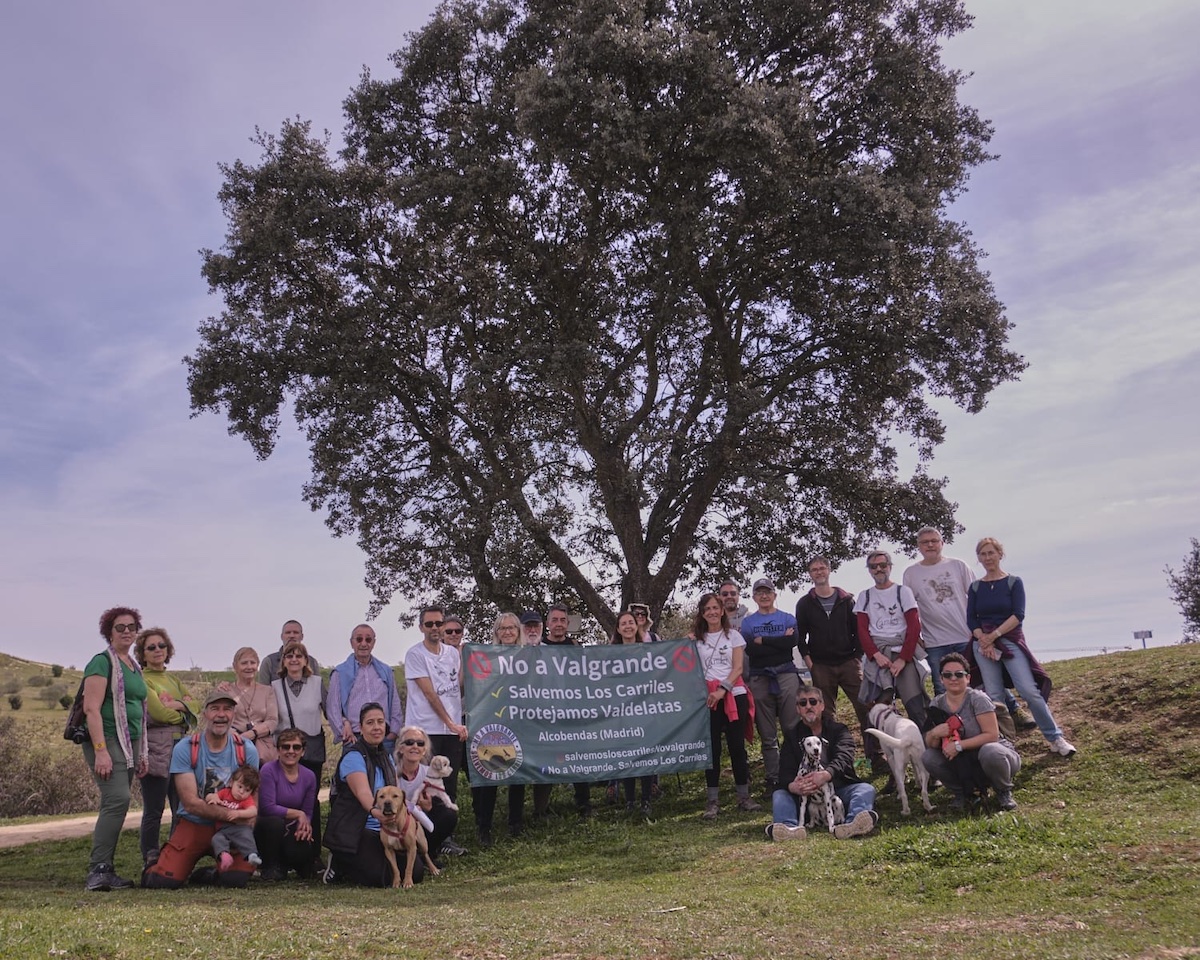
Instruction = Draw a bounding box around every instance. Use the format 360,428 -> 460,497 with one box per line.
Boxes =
1,1 -> 1197,674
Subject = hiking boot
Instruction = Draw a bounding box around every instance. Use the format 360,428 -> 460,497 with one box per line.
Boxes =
1050,737 -> 1077,757
736,796 -> 763,812
442,836 -> 469,856
108,871 -> 135,889
84,863 -> 115,892
996,790 -> 1018,811
702,799 -> 719,820
1013,706 -> 1038,730
834,810 -> 878,839
768,823 -> 807,841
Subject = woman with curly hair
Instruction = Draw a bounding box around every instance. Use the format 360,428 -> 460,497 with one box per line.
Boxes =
81,606 -> 149,891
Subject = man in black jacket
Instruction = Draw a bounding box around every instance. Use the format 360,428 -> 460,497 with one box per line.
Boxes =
794,555 -> 883,771
768,687 -> 878,840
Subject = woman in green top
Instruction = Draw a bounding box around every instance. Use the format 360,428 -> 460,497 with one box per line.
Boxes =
135,626 -> 199,865
81,606 -> 149,892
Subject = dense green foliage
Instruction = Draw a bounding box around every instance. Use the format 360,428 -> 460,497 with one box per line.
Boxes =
1166,537 -> 1200,640
190,0 -> 1022,634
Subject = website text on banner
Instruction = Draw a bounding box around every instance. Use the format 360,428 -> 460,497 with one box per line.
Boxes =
462,640 -> 712,787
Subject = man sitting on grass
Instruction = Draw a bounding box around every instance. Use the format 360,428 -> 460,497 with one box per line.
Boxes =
142,691 -> 260,888
767,686 -> 878,840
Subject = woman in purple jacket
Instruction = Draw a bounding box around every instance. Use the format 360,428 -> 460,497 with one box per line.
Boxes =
253,727 -> 319,880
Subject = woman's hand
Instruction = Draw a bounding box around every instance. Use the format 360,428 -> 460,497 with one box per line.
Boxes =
158,693 -> 181,710
293,811 -> 312,841
706,688 -> 727,709
873,652 -> 891,670
942,739 -> 960,761
928,722 -> 950,741
92,748 -> 113,780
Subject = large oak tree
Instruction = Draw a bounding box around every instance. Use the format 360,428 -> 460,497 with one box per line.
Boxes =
189,0 -> 1024,635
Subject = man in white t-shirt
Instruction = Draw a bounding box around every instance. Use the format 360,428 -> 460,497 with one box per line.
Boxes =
855,550 -> 928,727
404,603 -> 468,853
902,527 -> 974,696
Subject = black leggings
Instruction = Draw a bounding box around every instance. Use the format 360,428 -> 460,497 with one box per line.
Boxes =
705,694 -> 751,788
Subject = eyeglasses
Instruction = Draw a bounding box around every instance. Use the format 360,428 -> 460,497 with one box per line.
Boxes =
443,627 -> 463,635
868,562 -> 890,570
279,743 -> 304,752
940,670 -> 969,679
284,651 -> 306,659
401,738 -> 426,747
422,620 -> 444,629
113,623 -> 138,634
353,636 -> 374,643
719,591 -> 738,598
143,642 -> 167,651
797,697 -> 822,707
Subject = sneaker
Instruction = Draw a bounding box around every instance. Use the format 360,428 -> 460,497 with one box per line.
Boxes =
84,863 -> 114,892
247,853 -> 263,867
143,850 -> 159,868
442,836 -> 468,856
259,865 -> 286,882
702,799 -> 719,820
1050,737 -> 1077,757
321,861 -> 338,885
108,871 -> 135,890
948,794 -> 966,812
1014,706 -> 1038,730
640,802 -> 652,819
768,823 -> 807,841
834,810 -> 878,840
996,790 -> 1018,811
217,852 -> 233,872
736,796 -> 763,812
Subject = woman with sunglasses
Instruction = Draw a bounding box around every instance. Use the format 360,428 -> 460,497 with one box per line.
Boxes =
628,603 -> 662,642
254,727 -> 319,880
271,641 -> 327,855
396,724 -> 458,864
921,652 -> 1022,811
81,606 -> 150,891
135,626 -> 199,866
323,702 -> 400,885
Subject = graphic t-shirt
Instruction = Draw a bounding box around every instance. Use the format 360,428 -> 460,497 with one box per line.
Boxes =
903,558 -> 973,649
170,735 -> 260,825
404,642 -> 462,735
697,630 -> 747,695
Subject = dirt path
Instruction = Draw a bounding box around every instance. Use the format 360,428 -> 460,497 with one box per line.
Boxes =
0,789 -> 331,850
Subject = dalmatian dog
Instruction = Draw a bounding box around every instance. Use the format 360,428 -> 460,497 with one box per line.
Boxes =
797,735 -> 845,833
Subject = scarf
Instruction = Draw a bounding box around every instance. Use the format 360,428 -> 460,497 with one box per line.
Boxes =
106,646 -> 149,767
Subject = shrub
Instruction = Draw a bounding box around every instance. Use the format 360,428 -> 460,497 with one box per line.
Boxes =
2,678 -> 19,695
59,695 -> 73,709
27,675 -> 50,688
52,664 -> 64,677
0,716 -> 102,817
8,695 -> 21,710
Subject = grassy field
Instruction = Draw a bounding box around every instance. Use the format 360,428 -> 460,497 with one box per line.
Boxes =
1,645 -> 1198,959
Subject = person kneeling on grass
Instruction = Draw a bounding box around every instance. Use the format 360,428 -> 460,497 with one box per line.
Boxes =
767,686 -> 878,841
921,652 -> 1022,812
142,691 -> 260,888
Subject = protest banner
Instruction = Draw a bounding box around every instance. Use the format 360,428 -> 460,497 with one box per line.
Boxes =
462,639 -> 712,786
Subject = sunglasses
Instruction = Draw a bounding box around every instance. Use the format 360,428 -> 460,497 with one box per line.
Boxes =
443,627 -> 463,635
113,623 -> 139,634
719,591 -> 739,598
422,620 -> 444,629
143,642 -> 167,651
940,670 -> 969,679
279,743 -> 304,752
868,563 -> 890,570
797,697 -> 822,707
401,738 -> 426,747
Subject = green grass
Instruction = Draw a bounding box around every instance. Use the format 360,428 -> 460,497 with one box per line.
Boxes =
2,646 -> 1199,958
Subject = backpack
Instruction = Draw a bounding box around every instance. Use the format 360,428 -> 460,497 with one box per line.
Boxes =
969,575 -> 1017,595
188,730 -> 248,767
63,657 -> 111,744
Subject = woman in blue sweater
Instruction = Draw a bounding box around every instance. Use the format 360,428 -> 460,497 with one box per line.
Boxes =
968,538 -> 1077,757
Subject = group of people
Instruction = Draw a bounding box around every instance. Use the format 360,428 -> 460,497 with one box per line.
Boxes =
76,528 -> 1075,889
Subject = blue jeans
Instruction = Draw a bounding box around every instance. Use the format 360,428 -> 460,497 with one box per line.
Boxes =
771,782 -> 876,826
926,642 -> 970,696
973,639 -> 1062,742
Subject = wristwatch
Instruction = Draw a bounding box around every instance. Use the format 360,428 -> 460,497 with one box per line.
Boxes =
954,740 -> 963,753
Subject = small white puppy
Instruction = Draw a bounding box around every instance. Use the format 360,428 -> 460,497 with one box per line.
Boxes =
422,754 -> 460,812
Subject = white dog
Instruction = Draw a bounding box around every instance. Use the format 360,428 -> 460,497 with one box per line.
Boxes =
866,703 -> 934,816
797,735 -> 844,833
422,755 -> 460,812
